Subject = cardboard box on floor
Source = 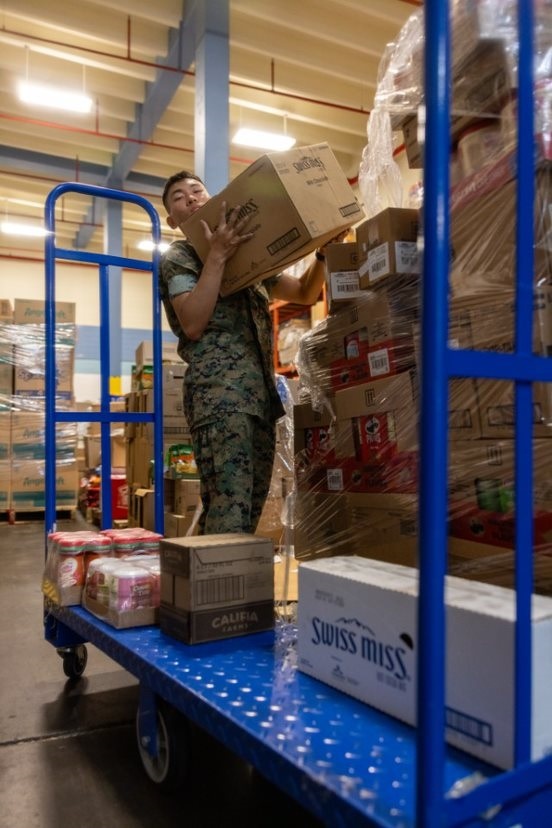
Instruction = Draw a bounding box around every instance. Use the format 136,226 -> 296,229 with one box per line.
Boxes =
182,143 -> 364,296
297,555 -> 552,770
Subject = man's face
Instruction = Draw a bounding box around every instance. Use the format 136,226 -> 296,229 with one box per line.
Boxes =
165,178 -> 210,231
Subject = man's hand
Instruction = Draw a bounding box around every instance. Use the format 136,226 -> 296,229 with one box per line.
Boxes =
201,201 -> 255,261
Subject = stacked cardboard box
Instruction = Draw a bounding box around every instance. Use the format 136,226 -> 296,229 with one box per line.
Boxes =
292,3 -> 552,779
444,104 -> 552,586
0,299 -> 79,513
293,7 -> 552,598
294,206 -> 422,566
321,208 -> 420,312
294,214 -> 423,566
134,339 -> 179,391
12,298 -> 75,401
125,361 -> 193,491
124,360 -> 203,536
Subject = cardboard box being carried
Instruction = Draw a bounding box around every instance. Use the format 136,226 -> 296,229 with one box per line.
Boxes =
182,143 -> 364,296
297,555 -> 552,770
159,533 -> 274,643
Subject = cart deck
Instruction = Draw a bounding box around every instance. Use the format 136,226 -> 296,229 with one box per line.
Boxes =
45,603 -> 496,828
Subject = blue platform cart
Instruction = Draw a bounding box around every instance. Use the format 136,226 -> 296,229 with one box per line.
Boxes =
42,1 -> 552,824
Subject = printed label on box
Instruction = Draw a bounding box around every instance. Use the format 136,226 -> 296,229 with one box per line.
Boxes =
326,467 -> 344,491
367,243 -> 391,280
329,271 -> 363,300
395,241 -> 420,273
368,348 -> 391,377
304,426 -> 332,462
355,412 -> 397,462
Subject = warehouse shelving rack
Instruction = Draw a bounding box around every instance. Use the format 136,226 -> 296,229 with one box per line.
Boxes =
41,1 -> 552,824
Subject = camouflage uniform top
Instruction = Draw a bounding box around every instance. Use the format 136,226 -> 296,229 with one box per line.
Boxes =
159,238 -> 285,429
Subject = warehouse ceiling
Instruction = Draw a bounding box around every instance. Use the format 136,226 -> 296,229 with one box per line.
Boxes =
0,0 -> 421,261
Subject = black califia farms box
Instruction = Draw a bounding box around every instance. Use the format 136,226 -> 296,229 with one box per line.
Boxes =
159,533 -> 274,644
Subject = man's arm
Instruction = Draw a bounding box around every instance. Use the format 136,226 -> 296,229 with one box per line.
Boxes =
171,202 -> 254,340
271,230 -> 350,306
271,255 -> 326,305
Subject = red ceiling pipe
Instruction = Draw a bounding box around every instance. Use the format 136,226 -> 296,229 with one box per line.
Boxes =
1,25 -> 370,118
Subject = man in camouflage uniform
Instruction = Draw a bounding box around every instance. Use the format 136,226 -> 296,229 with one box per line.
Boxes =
159,170 -> 336,535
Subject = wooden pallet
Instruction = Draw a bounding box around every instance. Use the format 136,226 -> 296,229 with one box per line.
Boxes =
0,508 -> 77,525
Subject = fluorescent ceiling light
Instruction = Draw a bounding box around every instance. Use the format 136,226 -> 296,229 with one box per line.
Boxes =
0,221 -> 50,237
17,80 -> 93,113
232,127 -> 296,152
138,239 -> 170,253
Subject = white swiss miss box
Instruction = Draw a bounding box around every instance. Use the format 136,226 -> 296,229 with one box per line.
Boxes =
297,556 -> 552,770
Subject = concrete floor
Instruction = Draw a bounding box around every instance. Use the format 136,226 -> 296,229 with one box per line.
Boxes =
0,518 -> 323,828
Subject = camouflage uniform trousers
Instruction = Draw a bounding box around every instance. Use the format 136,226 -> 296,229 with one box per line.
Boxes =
192,412 -> 276,535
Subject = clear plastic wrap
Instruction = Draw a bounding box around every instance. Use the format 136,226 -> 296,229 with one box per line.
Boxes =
450,151 -> 551,293
291,15 -> 552,597
257,374 -> 298,615
82,554 -> 160,628
359,0 -> 551,220
443,142 -> 552,595
42,529 -> 114,607
358,9 -> 424,217
451,0 -> 552,83
292,255 -> 422,569
0,318 -> 79,515
0,320 -> 75,409
42,525 -> 162,627
372,9 -> 425,117
358,109 -> 405,219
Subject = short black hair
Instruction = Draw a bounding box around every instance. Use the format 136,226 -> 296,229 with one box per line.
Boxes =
162,170 -> 204,211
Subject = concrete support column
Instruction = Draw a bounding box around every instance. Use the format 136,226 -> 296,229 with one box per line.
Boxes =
193,0 -> 230,192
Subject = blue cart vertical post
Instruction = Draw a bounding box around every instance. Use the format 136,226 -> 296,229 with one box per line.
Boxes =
42,182 -> 165,639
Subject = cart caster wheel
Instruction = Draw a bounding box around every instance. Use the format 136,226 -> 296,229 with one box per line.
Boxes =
136,702 -> 190,792
60,645 -> 88,679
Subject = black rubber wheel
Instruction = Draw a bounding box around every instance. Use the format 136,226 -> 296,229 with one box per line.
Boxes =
61,644 -> 88,679
136,701 -> 190,792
